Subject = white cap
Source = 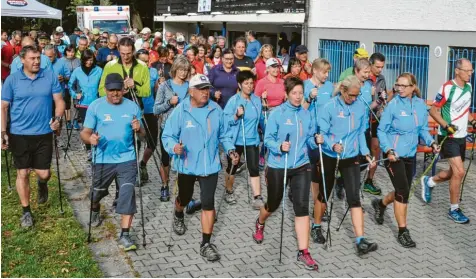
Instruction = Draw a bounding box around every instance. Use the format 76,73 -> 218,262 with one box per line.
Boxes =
266,58 -> 280,67
189,74 -> 213,89
140,27 -> 151,34
176,35 -> 185,43
56,26 -> 64,33
154,32 -> 162,38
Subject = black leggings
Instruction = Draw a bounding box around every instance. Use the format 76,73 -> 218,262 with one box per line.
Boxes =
159,130 -> 170,167
265,164 -> 311,217
142,114 -> 159,152
383,155 -> 414,204
177,173 -> 218,211
318,154 -> 361,208
226,145 -> 259,177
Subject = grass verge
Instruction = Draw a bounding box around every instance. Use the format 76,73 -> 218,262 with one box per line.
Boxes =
1,152 -> 103,278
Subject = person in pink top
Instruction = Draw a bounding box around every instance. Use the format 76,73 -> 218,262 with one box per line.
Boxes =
254,58 -> 286,168
254,44 -> 275,81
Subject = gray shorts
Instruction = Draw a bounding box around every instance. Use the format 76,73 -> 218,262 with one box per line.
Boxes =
90,160 -> 137,215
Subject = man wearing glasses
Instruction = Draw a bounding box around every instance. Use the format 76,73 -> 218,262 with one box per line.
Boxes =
97,35 -> 119,68
421,58 -> 475,224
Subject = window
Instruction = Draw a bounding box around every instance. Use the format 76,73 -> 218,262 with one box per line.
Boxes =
92,20 -> 130,35
374,43 -> 429,99
447,47 -> 476,112
319,39 -> 360,83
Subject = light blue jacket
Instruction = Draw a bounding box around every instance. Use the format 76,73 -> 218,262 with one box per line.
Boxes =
317,95 -> 370,159
143,67 -> 159,114
304,79 -> 334,121
264,101 -> 318,169
223,92 -> 262,146
51,58 -> 71,90
68,66 -> 103,107
161,98 -> 235,176
358,79 -> 373,130
378,94 -> 434,158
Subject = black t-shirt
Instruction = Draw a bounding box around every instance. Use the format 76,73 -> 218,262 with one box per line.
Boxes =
234,55 -> 255,71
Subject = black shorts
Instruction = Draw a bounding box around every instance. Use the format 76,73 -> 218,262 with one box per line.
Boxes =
143,113 -> 159,150
9,133 -> 53,170
64,89 -> 72,110
226,145 -> 259,177
308,147 -> 321,183
439,135 -> 466,161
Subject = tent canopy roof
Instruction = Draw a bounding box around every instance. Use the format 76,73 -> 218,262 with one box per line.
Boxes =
1,0 -> 62,20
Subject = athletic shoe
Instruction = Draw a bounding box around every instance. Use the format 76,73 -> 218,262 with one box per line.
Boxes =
448,208 -> 470,224
185,199 -> 202,214
310,226 -> 326,244
335,178 -> 345,200
371,199 -> 386,225
160,187 -> 170,202
252,218 -> 265,244
140,164 -> 149,181
259,156 -> 265,170
421,176 -> 433,203
90,211 -> 102,227
73,120 -> 81,130
200,242 -> 221,262
235,162 -> 246,175
118,234 -> 137,251
66,121 -> 72,130
20,212 -> 34,228
397,229 -> 416,248
173,215 -> 186,235
225,191 -> 237,204
363,179 -> 382,195
297,250 -> 319,271
37,182 -> 48,204
356,238 -> 378,255
87,150 -> 92,162
251,196 -> 264,210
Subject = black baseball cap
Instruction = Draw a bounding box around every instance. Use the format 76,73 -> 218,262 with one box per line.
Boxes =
105,73 -> 124,90
295,45 -> 308,54
74,27 -> 81,32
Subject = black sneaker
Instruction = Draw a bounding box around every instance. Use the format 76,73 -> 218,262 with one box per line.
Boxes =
310,226 -> 326,244
200,242 -> 221,262
356,238 -> 378,255
397,229 -> 416,248
185,199 -> 202,214
37,182 -> 48,204
371,199 -> 386,225
173,215 -> 186,235
160,186 -> 170,202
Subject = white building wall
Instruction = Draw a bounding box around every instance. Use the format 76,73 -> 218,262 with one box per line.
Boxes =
308,0 -> 476,32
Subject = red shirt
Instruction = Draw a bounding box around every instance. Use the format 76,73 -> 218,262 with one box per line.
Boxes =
300,60 -> 312,80
1,41 -> 21,81
254,76 -> 286,108
192,59 -> 204,74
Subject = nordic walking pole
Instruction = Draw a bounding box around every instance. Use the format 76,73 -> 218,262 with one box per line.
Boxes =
460,133 -> 475,201
279,133 -> 290,264
52,125 -> 65,215
167,141 -> 182,251
324,140 -> 342,249
63,108 -> 79,159
87,143 -> 97,243
240,105 -> 251,204
4,149 -> 12,191
216,163 -> 236,222
133,116 -> 146,247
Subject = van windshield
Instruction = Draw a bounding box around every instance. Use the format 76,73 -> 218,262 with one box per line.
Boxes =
92,20 -> 129,34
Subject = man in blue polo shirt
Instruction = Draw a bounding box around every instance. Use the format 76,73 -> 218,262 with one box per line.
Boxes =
1,45 -> 65,228
44,44 -> 71,115
10,36 -> 52,74
80,73 -> 145,251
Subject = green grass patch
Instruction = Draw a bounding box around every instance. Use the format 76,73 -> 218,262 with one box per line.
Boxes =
1,153 -> 103,278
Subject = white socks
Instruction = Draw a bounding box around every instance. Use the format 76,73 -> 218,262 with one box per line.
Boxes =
428,177 -> 436,187
450,204 -> 459,211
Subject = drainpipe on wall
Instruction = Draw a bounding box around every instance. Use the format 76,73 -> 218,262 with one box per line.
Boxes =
302,0 -> 309,46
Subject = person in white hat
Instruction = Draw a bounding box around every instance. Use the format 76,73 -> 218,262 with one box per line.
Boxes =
154,32 -> 162,39
134,27 -> 153,50
55,26 -> 70,45
161,73 -> 239,262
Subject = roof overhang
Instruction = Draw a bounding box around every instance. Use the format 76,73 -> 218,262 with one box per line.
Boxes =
154,13 -> 305,24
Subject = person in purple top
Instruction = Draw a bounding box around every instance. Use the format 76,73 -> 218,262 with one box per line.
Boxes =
208,48 -> 239,108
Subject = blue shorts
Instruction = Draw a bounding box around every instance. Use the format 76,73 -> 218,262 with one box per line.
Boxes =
90,160 -> 137,215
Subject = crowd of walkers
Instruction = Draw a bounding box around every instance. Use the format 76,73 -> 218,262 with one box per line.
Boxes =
1,25 -> 475,271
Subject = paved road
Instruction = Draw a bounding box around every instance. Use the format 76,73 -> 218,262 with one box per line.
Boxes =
61,129 -> 476,278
